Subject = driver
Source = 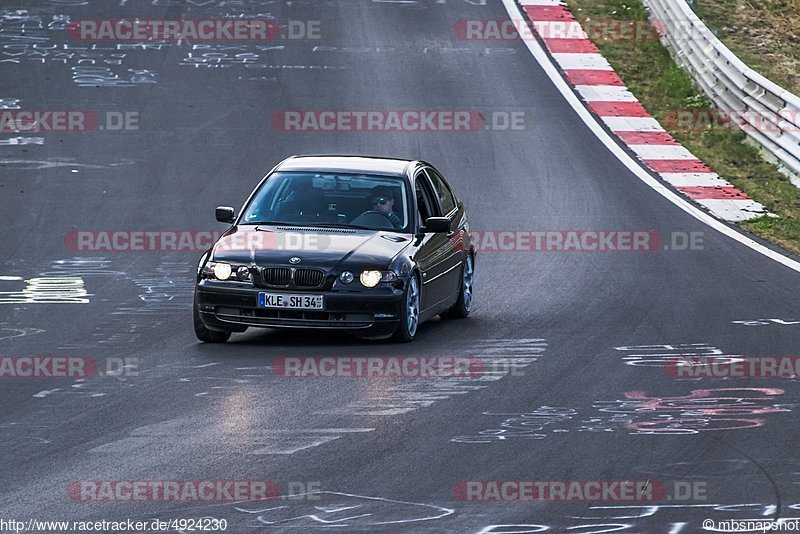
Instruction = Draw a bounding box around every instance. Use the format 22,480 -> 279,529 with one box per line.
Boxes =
367,185 -> 401,228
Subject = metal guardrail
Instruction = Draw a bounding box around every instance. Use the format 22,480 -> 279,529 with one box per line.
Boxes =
644,0 -> 800,180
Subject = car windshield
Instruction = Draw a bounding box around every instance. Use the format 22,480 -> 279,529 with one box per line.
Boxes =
240,172 -> 411,232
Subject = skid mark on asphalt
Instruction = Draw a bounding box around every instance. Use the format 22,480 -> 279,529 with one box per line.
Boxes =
0,422 -> 54,447
617,343 -> 726,367
733,318 -> 800,326
0,98 -> 43,145
30,377 -> 139,400
84,341 -> 546,455
0,325 -> 44,341
0,258 -> 160,350
0,275 -> 90,304
314,338 -> 547,416
145,492 -> 454,531
478,501 -> 794,533
232,492 -> 453,528
613,344 -> 796,434
41,257 -> 190,349
0,158 -> 136,170
58,318 -> 158,351
113,260 -> 195,315
0,136 -> 44,146
454,342 -> 797,440
167,339 -> 547,400
87,416 -> 375,456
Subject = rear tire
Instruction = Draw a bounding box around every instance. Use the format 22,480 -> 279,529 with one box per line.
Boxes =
443,253 -> 474,319
193,297 -> 231,343
392,275 -> 420,343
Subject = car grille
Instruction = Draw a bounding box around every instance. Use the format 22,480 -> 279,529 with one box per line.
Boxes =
258,267 -> 325,288
261,267 -> 291,286
294,268 -> 324,287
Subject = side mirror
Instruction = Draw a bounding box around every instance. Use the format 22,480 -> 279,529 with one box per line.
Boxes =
423,217 -> 450,234
215,206 -> 236,224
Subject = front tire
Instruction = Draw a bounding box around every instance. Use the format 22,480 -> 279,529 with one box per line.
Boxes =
443,253 -> 474,319
193,297 -> 231,343
392,275 -> 420,342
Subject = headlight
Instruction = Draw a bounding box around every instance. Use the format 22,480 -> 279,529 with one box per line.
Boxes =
360,270 -> 382,288
339,271 -> 354,284
236,266 -> 252,282
202,261 -> 246,281
213,262 -> 232,280
360,270 -> 396,288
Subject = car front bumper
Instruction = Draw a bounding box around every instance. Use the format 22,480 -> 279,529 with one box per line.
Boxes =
195,280 -> 405,334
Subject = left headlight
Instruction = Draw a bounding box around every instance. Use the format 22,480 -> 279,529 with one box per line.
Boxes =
359,270 -> 397,288
202,261 -> 252,282
213,262 -> 232,280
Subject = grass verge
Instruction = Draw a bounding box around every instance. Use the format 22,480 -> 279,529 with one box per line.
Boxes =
693,0 -> 800,96
566,0 -> 800,255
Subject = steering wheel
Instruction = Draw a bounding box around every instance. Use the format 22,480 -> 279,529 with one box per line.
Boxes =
351,210 -> 395,229
361,210 -> 392,220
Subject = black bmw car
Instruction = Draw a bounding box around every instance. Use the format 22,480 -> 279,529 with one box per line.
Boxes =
193,155 -> 475,343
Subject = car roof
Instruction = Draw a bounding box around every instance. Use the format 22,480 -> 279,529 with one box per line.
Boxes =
275,155 -> 416,177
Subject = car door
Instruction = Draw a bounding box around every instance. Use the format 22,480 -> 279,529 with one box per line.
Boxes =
423,166 -> 465,304
413,168 -> 462,311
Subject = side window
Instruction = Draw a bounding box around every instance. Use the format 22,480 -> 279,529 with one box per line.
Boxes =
425,168 -> 457,215
415,173 -> 438,225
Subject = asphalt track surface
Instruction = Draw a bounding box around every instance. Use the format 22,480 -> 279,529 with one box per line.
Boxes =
2,1 -> 800,532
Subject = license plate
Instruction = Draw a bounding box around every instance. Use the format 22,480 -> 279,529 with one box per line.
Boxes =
258,292 -> 324,310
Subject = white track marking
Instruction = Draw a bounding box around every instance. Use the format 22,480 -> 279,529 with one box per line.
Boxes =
660,173 -> 732,187
628,144 -> 697,160
552,53 -> 613,70
250,436 -> 340,455
602,116 -> 666,132
694,199 -> 769,222
33,389 -> 61,398
520,0 -> 562,5
575,85 -> 638,102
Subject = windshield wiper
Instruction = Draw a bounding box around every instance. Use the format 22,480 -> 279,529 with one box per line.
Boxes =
311,223 -> 374,231
247,222 -> 376,231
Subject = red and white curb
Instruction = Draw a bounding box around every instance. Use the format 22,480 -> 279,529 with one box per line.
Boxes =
519,0 -> 768,222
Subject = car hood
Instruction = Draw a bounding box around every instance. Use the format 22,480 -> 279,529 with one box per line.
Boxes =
211,225 -> 411,270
